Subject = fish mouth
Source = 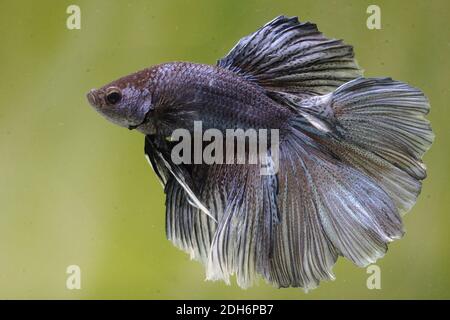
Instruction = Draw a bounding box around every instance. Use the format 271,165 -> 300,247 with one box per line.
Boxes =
86,89 -> 99,106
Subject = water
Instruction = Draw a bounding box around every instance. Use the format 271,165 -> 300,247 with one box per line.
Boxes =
0,0 -> 449,299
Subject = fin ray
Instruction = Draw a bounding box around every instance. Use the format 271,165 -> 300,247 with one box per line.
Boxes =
218,15 -> 362,97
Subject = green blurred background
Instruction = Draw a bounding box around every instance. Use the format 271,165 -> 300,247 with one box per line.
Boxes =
0,0 -> 449,299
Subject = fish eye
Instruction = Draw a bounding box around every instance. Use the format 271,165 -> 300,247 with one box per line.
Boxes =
105,88 -> 122,105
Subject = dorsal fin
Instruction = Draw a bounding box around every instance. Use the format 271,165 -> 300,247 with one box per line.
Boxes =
218,15 -> 362,98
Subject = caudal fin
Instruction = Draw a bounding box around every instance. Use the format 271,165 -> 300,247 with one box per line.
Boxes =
292,77 -> 434,213
262,77 -> 433,288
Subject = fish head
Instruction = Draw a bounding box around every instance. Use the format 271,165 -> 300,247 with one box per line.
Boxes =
87,69 -> 154,130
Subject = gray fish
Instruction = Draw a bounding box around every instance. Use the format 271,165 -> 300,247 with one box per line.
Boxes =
87,16 -> 433,290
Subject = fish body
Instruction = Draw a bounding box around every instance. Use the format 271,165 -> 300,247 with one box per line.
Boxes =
87,16 -> 433,290
89,62 -> 292,135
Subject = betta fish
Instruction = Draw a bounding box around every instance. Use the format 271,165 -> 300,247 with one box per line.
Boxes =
86,16 -> 433,290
